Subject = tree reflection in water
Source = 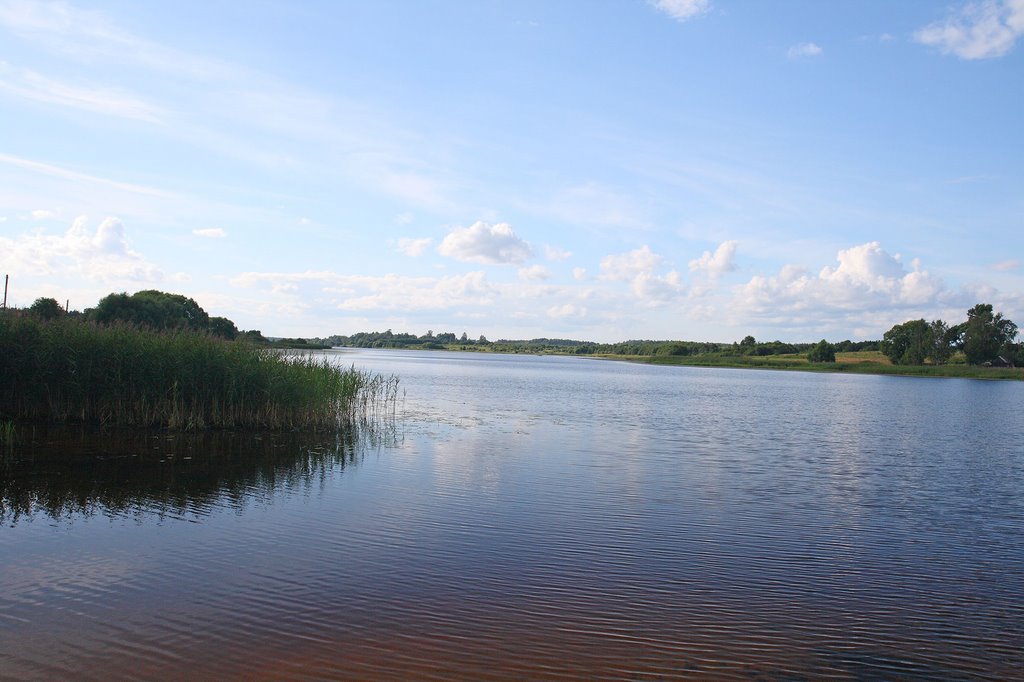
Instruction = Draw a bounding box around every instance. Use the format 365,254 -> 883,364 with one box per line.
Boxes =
1,423 -> 394,525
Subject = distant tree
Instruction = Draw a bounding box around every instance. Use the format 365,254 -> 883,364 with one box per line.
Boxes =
1002,342 -> 1024,367
881,319 -> 932,365
928,319 -> 956,365
478,335 -> 489,344
460,332 -> 469,343
835,339 -> 855,353
739,335 -> 755,347
807,339 -> 836,363
208,316 -> 239,340
28,297 -> 65,320
239,329 -> 268,344
962,303 -> 1018,365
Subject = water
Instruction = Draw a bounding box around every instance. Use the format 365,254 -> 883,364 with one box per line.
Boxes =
2,349 -> 1022,680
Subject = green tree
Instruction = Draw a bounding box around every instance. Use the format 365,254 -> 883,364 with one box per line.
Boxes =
208,316 -> 239,340
962,303 -> 1018,365
807,339 -> 836,363
880,319 -> 932,365
928,319 -> 956,365
28,297 -> 65,320
89,290 -> 210,331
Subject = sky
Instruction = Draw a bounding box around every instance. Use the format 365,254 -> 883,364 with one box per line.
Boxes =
1,0 -> 1022,343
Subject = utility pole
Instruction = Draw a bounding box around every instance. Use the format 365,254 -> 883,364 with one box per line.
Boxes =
2,274 -> 7,309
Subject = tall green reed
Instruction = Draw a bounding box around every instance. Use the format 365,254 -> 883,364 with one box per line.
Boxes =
0,313 -> 397,430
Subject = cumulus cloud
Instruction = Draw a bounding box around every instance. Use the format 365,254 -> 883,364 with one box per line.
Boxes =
600,245 -> 683,305
650,0 -> 711,22
736,242 -> 952,327
689,240 -> 737,279
631,270 -> 683,304
518,264 -> 550,281
0,216 -> 162,281
787,42 -> 823,59
31,208 -> 57,220
992,259 -> 1021,271
547,303 -> 587,319
192,228 -> 225,238
397,236 -> 432,257
915,0 -> 1024,59
544,244 -> 572,261
437,221 -> 533,265
599,245 -> 664,281
573,267 -> 588,281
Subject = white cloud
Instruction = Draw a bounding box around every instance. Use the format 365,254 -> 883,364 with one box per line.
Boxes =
30,208 -> 57,220
518,264 -> 550,281
631,270 -> 683,305
599,245 -> 664,281
992,259 -> 1020,271
915,0 -> 1024,59
0,64 -> 164,122
0,0 -> 235,81
232,269 -> 496,312
397,236 -> 432,257
688,240 -> 737,279
572,267 -> 588,281
650,0 -> 711,22
735,242 -> 954,329
547,303 -> 587,319
395,211 -> 414,225
0,216 -> 162,282
437,221 -> 533,265
192,228 -> 225,238
787,42 -> 823,59
0,152 -> 173,197
600,245 -> 682,305
544,244 -> 572,261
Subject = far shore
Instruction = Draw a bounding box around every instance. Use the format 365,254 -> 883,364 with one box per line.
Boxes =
334,345 -> 1024,381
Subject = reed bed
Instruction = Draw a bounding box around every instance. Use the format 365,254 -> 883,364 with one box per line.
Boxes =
0,313 -> 398,429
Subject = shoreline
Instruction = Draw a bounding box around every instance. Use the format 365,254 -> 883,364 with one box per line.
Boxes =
334,345 -> 1024,381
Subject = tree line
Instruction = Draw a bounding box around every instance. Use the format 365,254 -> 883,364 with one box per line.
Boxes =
881,303 -> 1019,367
22,291 -> 1019,367
23,290 -> 268,343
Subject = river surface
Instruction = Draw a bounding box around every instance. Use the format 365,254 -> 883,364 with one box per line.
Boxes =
2,349 -> 1023,680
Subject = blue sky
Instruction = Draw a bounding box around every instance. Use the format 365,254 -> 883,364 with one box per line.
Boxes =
1,0 -> 1021,342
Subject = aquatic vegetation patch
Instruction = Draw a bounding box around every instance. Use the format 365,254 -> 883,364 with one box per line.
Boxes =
0,313 -> 398,429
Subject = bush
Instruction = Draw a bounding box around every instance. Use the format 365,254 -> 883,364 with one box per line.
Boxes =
807,339 -> 836,363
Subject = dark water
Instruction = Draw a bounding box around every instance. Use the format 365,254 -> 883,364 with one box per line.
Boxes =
2,350 -> 1022,680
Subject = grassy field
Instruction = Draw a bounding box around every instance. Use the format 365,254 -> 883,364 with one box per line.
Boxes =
602,350 -> 1023,380
0,313 -> 398,429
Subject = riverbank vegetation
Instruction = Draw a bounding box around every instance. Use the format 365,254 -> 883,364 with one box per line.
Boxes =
0,310 -> 397,430
320,303 -> 1020,380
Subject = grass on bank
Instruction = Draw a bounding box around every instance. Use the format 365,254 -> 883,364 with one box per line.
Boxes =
0,312 -> 398,430
612,350 -> 1024,380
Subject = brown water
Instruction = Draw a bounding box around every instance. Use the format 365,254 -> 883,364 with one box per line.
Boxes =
2,349 -> 1023,680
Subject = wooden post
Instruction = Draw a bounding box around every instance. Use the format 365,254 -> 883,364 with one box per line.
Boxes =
2,274 -> 7,309
66,299 -> 70,312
